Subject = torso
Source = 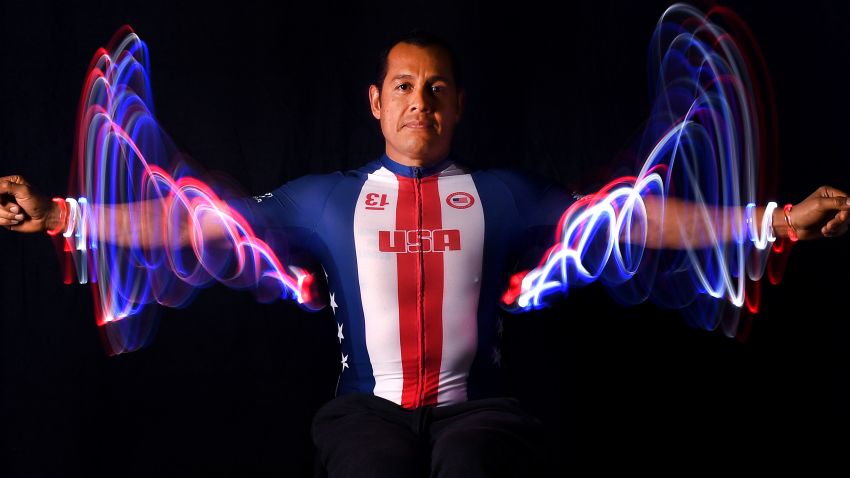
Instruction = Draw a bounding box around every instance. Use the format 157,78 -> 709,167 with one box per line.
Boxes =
248,154 -> 569,408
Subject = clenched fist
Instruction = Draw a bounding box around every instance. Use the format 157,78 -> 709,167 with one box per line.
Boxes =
0,175 -> 62,234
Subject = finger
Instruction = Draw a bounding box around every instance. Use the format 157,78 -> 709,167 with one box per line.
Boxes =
823,213 -> 849,234
826,222 -> 848,237
0,217 -> 20,226
0,202 -> 20,212
825,219 -> 838,230
0,207 -> 24,221
826,210 -> 849,227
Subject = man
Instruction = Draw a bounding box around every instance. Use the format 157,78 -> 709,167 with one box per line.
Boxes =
1,30 -> 848,477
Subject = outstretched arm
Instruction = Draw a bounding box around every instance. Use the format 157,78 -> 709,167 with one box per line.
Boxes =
0,175 -> 228,248
502,182 -> 850,311
0,174 -> 327,311
642,185 -> 850,249
0,176 -> 63,233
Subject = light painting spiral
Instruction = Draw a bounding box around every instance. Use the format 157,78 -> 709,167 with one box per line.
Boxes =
56,4 -> 793,354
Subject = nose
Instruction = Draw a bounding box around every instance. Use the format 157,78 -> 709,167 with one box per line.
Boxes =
409,85 -> 434,113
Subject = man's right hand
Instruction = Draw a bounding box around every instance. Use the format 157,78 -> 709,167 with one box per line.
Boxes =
0,175 -> 62,234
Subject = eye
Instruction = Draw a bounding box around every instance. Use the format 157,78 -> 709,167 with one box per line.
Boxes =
396,83 -> 411,91
431,85 -> 446,93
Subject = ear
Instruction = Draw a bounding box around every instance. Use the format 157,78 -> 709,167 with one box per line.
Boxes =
369,84 -> 381,120
456,88 -> 465,122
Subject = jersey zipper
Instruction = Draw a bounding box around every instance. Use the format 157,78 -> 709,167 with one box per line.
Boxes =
414,167 -> 425,407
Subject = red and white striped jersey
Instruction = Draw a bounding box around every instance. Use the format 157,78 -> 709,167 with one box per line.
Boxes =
240,153 -> 573,408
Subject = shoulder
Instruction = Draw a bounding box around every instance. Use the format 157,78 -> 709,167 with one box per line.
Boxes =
270,171 -> 345,194
255,170 -> 347,207
477,167 -> 578,228
475,167 -> 560,197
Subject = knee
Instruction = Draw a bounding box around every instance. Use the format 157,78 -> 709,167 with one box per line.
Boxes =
431,425 -> 545,477
319,439 -> 427,478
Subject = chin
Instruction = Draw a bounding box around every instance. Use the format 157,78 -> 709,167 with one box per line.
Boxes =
401,139 -> 434,154
394,135 -> 448,158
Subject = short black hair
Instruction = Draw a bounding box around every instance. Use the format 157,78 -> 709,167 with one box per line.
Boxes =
374,30 -> 463,93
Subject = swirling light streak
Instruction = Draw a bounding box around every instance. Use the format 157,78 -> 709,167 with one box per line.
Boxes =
501,4 -> 789,338
58,26 -> 313,353
56,4 -> 790,351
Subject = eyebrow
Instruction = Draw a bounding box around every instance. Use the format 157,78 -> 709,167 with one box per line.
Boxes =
391,74 -> 452,83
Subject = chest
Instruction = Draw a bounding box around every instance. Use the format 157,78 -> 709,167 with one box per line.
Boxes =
350,170 -> 485,257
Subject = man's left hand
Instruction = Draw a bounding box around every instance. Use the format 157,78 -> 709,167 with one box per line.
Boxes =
786,185 -> 850,240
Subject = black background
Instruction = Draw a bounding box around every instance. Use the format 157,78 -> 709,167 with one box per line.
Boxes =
2,0 -> 849,475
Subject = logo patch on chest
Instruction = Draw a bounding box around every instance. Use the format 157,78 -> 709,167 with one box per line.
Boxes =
446,192 -> 475,209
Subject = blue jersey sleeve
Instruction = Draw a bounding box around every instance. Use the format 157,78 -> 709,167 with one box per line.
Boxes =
517,174 -> 575,231
488,169 -> 576,272
488,169 -> 575,230
226,172 -> 344,251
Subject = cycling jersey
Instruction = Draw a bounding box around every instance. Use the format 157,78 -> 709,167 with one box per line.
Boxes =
237,153 -> 573,409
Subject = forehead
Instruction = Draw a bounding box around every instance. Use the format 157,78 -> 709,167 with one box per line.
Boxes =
386,42 -> 454,81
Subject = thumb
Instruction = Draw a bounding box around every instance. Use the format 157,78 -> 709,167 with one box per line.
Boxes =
0,175 -> 30,186
0,180 -> 28,198
817,196 -> 850,211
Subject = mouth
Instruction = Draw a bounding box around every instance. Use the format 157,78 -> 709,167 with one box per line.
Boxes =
402,121 -> 436,130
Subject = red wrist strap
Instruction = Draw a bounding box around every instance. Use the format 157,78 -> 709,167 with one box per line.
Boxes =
783,203 -> 798,242
46,197 -> 67,236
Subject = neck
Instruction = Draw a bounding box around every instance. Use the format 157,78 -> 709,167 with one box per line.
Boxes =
384,147 -> 448,169
380,152 -> 453,178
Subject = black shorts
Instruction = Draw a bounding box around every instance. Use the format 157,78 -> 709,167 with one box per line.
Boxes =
311,393 -> 546,478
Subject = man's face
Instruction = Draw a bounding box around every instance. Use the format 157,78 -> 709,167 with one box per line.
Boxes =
369,42 -> 464,167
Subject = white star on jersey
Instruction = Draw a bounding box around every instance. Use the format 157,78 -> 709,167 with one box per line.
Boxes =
341,353 -> 349,371
337,323 -> 344,343
491,346 -> 502,367
330,292 -> 338,315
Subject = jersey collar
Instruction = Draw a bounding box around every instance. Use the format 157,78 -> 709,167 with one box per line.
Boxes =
380,153 -> 454,179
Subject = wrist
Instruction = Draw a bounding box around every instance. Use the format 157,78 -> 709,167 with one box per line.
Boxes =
747,202 -> 778,248
45,198 -> 67,235
782,203 -> 799,241
771,206 -> 788,239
